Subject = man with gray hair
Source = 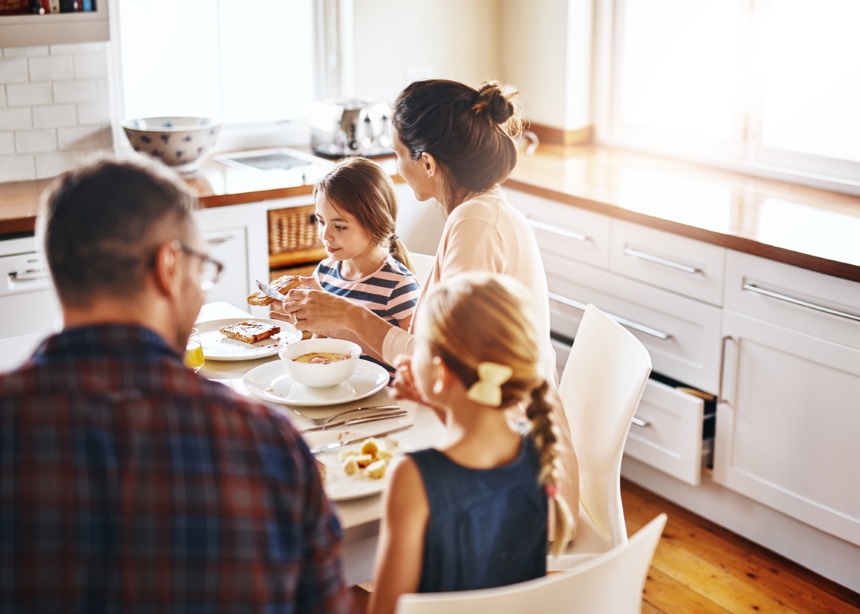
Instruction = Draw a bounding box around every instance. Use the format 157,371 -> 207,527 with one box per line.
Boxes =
0,157 -> 355,612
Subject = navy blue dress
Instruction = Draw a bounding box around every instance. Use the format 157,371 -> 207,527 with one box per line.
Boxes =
408,436 -> 548,593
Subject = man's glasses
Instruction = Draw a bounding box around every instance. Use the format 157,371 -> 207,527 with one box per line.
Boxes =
178,242 -> 224,292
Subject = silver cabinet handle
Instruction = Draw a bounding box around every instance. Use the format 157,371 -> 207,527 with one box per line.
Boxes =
527,219 -> 588,243
718,335 -> 735,408
623,246 -> 700,275
548,291 -> 672,340
9,268 -> 49,282
742,282 -> 860,323
206,234 -> 237,246
631,416 -> 650,428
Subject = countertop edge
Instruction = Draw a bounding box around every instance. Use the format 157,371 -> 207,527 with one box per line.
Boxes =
504,177 -> 860,284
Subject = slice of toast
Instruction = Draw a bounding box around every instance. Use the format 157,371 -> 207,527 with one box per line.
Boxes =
247,275 -> 302,307
219,321 -> 281,345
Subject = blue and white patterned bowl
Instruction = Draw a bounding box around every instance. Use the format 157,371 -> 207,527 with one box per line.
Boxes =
121,116 -> 221,171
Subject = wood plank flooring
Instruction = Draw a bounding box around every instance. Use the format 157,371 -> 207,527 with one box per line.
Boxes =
352,479 -> 860,613
622,479 -> 860,613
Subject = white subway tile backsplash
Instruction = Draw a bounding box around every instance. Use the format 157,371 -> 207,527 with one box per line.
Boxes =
15,129 -> 57,153
74,53 -> 107,80
0,107 -> 31,130
3,46 -> 49,58
50,43 -> 96,56
29,55 -> 74,82
0,154 -> 36,182
77,100 -> 110,125
36,149 -> 110,179
0,58 -> 28,84
58,125 -> 112,151
0,132 -> 13,154
1,42 -> 114,183
53,79 -> 99,104
33,104 -> 78,128
7,82 -> 53,107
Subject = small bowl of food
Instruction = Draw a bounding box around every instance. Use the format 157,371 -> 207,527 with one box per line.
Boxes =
279,338 -> 361,388
121,116 -> 221,172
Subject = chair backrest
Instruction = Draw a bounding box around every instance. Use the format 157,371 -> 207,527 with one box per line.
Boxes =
408,252 -> 436,285
394,513 -> 667,614
560,304 -> 652,546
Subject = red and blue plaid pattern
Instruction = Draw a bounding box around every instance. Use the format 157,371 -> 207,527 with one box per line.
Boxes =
0,324 -> 355,613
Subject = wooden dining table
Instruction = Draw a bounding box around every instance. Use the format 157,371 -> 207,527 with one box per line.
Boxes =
195,302 -> 447,585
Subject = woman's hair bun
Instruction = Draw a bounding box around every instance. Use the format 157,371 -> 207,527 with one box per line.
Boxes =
473,81 -> 516,124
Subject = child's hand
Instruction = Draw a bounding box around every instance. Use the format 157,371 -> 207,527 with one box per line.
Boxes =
297,275 -> 322,291
391,355 -> 445,422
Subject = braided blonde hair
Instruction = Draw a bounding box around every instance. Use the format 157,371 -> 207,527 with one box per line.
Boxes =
418,272 -> 573,554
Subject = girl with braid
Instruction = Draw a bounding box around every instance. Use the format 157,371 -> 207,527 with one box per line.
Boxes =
367,273 -> 574,614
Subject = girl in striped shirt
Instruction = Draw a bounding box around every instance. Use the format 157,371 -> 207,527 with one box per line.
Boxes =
309,157 -> 421,369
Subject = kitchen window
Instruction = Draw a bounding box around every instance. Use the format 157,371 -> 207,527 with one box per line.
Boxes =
113,0 -> 317,150
596,0 -> 860,194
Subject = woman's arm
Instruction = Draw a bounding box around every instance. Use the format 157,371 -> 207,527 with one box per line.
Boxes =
367,456 -> 429,614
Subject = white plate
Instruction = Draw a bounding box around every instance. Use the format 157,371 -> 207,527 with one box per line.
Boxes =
197,318 -> 301,361
314,434 -> 407,501
243,359 -> 390,407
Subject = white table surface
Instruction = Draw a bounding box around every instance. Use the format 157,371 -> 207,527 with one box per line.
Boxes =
196,302 -> 446,584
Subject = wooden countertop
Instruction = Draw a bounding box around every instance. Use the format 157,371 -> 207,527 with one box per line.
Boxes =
2,144 -> 859,282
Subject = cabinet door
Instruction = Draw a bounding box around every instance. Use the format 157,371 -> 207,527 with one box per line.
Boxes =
203,227 -> 249,312
715,310 -> 860,546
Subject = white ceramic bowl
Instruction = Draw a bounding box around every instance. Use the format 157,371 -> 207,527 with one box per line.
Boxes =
121,116 -> 221,171
279,338 -> 361,388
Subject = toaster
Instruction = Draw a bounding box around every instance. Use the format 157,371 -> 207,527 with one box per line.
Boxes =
310,99 -> 393,158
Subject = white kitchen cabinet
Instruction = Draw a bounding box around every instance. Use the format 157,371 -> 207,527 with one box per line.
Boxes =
195,201 -> 268,316
0,2 -> 109,47
715,251 -> 860,546
0,236 -> 61,339
393,183 -> 446,257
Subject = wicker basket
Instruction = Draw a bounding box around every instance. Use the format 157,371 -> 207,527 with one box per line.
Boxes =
268,205 -> 322,255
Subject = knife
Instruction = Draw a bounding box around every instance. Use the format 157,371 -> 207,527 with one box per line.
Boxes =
309,424 -> 414,454
256,279 -> 287,302
299,410 -> 408,434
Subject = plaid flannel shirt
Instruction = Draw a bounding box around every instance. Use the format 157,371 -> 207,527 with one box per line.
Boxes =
0,324 -> 355,613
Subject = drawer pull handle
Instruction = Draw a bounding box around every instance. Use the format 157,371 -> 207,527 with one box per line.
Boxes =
527,219 -> 588,243
548,292 -> 672,340
742,282 -> 860,323
9,268 -> 48,282
206,234 -> 236,245
631,416 -> 650,428
623,246 -> 700,275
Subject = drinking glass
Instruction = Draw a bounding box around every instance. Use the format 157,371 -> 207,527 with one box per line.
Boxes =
184,327 -> 205,373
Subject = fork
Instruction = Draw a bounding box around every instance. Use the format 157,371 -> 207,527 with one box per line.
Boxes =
290,404 -> 401,427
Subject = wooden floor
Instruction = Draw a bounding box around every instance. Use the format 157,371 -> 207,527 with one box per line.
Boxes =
352,479 -> 860,613
622,479 -> 860,613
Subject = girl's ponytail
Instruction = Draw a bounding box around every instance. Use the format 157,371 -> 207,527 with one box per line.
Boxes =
526,380 -> 574,556
388,232 -> 415,276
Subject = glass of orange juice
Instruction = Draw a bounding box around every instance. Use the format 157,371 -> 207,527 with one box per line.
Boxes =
185,327 -> 205,373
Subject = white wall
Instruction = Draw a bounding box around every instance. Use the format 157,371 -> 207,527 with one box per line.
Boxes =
351,0 -> 503,105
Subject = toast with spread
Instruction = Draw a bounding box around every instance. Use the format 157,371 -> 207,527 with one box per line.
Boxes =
219,321 -> 281,345
247,274 -> 302,307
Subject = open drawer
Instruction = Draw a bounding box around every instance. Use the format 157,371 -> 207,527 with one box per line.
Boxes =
624,377 -> 714,486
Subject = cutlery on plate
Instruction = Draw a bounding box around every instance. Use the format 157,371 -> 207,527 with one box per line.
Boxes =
309,424 -> 414,454
255,279 -> 287,302
291,404 -> 401,426
299,410 -> 408,434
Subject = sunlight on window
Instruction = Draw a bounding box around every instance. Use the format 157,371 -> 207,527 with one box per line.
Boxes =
759,0 -> 860,163
618,0 -> 739,139
617,169 -> 733,232
117,0 -> 313,124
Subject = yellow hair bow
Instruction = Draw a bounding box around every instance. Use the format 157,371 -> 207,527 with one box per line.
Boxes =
466,362 -> 513,407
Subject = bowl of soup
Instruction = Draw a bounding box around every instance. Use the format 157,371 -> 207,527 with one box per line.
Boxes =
279,338 -> 361,388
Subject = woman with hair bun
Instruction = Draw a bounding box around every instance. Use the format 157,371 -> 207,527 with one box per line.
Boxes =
273,79 -> 578,515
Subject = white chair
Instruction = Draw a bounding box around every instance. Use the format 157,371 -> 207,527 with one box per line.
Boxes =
394,513 -> 667,614
560,304 -> 652,559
